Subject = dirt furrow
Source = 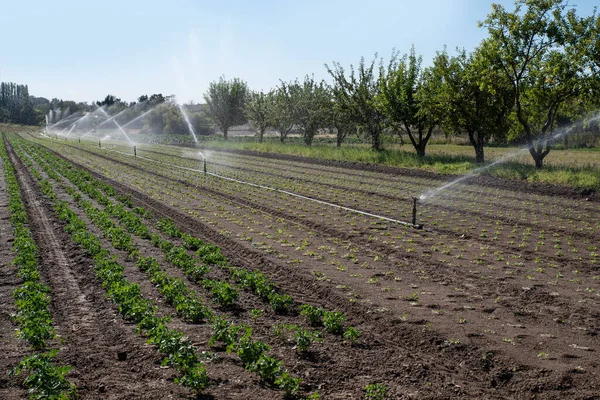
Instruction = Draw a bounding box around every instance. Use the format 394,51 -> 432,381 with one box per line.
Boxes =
0,154 -> 28,399
27,136 -> 600,398
6,139 -> 190,399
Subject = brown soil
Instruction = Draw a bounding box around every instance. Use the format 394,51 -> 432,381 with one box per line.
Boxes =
3,138 -> 192,399
3,133 -> 600,399
0,153 -> 28,399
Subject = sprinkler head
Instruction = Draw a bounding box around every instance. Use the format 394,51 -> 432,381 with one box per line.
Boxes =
412,197 -> 419,228
203,158 -> 207,174
133,146 -> 136,157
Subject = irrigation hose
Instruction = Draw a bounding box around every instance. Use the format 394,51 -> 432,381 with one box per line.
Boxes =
76,143 -> 424,229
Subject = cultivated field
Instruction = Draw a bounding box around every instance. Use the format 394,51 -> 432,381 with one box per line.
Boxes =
1,128 -> 599,399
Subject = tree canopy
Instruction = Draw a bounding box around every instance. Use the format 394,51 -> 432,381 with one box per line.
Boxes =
480,0 -> 595,168
204,77 -> 250,140
326,56 -> 386,151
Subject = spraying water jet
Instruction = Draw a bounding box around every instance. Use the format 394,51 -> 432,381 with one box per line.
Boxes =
172,98 -> 198,145
418,112 -> 600,202
95,105 -> 135,144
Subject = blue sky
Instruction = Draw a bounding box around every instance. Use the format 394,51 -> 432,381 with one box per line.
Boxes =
1,0 -> 596,104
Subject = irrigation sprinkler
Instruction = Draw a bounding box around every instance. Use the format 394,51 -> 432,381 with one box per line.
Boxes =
133,146 -> 136,157
78,138 -> 80,143
99,140 -> 101,148
412,197 -> 423,229
203,158 -> 207,174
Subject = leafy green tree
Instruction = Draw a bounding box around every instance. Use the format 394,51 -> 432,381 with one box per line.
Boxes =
204,77 -> 250,140
378,47 -> 441,158
433,47 -> 513,163
144,104 -> 169,134
326,55 -> 386,151
0,82 -> 40,125
331,105 -> 355,147
480,0 -> 593,168
96,94 -> 120,107
164,107 -> 187,135
284,76 -> 332,146
268,85 -> 296,143
244,90 -> 272,143
190,110 -> 214,136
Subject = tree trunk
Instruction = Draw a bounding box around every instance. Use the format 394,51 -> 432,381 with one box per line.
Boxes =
474,143 -> 485,164
371,130 -> 382,151
223,127 -> 228,140
416,143 -> 426,158
467,130 -> 485,163
304,129 -> 314,146
529,144 -> 549,169
279,133 -> 285,143
405,123 -> 434,158
258,128 -> 265,143
336,127 -> 346,147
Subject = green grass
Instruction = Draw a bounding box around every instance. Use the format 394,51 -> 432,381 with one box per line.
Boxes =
199,139 -> 600,193
7,123 -> 599,193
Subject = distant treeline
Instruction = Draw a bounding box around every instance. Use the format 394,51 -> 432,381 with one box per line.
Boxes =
0,85 -> 217,138
0,83 -> 39,125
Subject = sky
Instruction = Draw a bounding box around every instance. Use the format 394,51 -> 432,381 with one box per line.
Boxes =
0,0 -> 597,104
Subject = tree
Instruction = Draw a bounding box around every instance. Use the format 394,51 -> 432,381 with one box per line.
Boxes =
0,82 -> 40,125
330,104 -> 355,148
378,47 -> 441,158
244,90 -> 272,143
480,0 -> 592,168
268,86 -> 296,143
148,93 -> 167,106
163,107 -> 187,135
326,55 -> 386,151
285,76 -> 332,146
433,47 -> 513,163
204,77 -> 249,140
96,94 -> 120,107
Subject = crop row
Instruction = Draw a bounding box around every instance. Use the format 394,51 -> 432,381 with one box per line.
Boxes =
20,134 -> 376,397
13,136 -> 326,398
21,140 -> 292,313
94,144 -> 598,266
85,142 -> 600,228
21,137 -> 362,338
0,136 -> 76,399
84,142 -> 600,244
36,138 -> 600,298
33,138 -> 600,341
10,139 -> 212,394
20,134 -> 363,341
